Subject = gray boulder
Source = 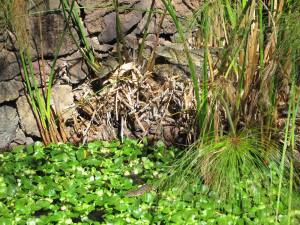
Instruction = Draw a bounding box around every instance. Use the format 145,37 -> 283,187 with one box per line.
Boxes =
0,106 -> 18,150
0,80 -> 23,104
0,49 -> 20,81
17,95 -> 40,137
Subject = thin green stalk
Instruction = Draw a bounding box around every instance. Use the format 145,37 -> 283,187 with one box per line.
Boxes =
275,78 -> 296,222
46,0 -> 76,120
258,0 -> 264,75
160,0 -> 201,119
287,60 -> 300,225
225,0 -> 236,27
219,1 -> 252,75
219,95 -> 236,136
26,49 -> 47,121
137,0 -> 155,61
224,25 -> 251,78
60,0 -> 101,74
236,46 -> 247,111
19,52 -> 47,128
113,0 -> 123,64
199,0 -> 209,131
60,0 -> 93,61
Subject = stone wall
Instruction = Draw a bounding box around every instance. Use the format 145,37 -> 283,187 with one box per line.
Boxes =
0,0 -> 199,150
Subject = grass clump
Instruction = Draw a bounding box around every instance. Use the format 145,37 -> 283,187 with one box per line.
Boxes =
168,130 -> 280,198
160,1 -> 300,222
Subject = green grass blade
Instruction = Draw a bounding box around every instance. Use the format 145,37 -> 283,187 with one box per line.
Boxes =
275,77 -> 296,222
161,0 -> 201,120
46,0 -> 77,119
224,0 -> 236,27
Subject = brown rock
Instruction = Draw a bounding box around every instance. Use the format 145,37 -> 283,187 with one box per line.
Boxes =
154,0 -> 194,34
17,95 -> 40,137
90,37 -> 113,53
0,80 -> 23,104
27,13 -> 78,59
78,0 -> 111,14
0,106 -> 18,150
183,0 -> 202,11
0,49 -> 20,81
51,84 -> 74,121
96,0 -> 150,43
9,126 -> 34,148
63,51 -> 89,84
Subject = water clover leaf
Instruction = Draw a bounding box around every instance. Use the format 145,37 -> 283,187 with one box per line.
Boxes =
141,192 -> 155,203
15,197 -> 35,214
76,148 -> 87,161
131,206 -> 143,219
0,218 -> 13,225
34,141 -> 44,151
50,153 -> 70,162
0,202 -> 10,216
33,146 -> 45,160
217,215 -> 238,225
0,177 -> 8,199
114,200 -> 129,212
170,212 -> 185,223
34,199 -> 52,210
142,157 -> 154,169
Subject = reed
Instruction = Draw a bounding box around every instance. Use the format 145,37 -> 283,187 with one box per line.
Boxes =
60,0 -> 101,73
8,0 -> 71,144
160,2 -> 300,219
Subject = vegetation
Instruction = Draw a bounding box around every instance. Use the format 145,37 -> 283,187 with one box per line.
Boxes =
0,140 -> 299,224
0,0 -> 300,224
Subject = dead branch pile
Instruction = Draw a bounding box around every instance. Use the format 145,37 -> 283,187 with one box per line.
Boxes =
68,62 -> 197,145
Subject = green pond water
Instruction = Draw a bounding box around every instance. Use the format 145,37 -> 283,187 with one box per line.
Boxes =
0,139 -> 299,224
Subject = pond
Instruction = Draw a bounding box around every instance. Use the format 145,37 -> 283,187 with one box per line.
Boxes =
0,139 -> 299,224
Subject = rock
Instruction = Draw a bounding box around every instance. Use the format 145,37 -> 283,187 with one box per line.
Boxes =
84,9 -> 112,34
0,80 -> 23,104
90,37 -> 113,53
51,84 -> 74,121
28,0 -> 59,11
27,13 -> 78,59
0,106 -> 18,150
97,0 -> 150,43
163,125 -> 180,145
9,126 -> 34,148
182,0 -> 202,11
0,49 -> 21,81
78,0 -> 111,14
136,18 -> 156,34
98,9 -> 142,43
84,0 -> 141,34
0,31 -> 17,51
17,95 -> 40,137
124,33 -> 138,50
45,0 -> 61,10
153,0 -> 193,34
69,61 -> 88,84
94,57 -> 119,78
64,52 -> 89,84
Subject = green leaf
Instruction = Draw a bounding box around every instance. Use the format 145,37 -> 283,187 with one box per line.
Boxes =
15,197 -> 35,214
0,177 -> 8,199
141,192 -> 155,203
35,199 -> 52,210
76,148 -> 87,161
50,153 -> 70,162
0,202 -> 10,216
33,146 -> 45,160
0,217 -> 13,225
